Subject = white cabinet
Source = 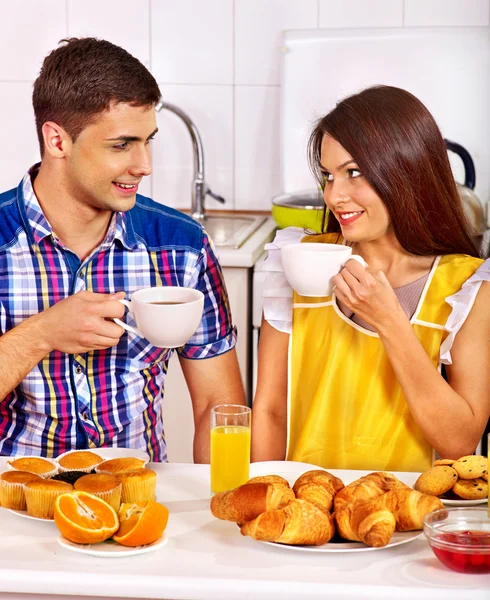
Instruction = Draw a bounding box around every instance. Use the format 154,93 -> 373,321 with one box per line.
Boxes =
221,266 -> 252,396
162,267 -> 251,463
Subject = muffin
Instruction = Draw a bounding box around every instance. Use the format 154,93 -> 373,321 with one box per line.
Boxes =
117,468 -> 157,503
56,450 -> 104,473
23,479 -> 73,519
74,473 -> 122,512
95,457 -> 147,475
0,471 -> 42,510
7,456 -> 58,479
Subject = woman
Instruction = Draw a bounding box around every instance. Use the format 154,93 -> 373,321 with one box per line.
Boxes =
252,85 -> 490,472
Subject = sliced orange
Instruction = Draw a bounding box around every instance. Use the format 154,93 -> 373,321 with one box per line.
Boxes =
113,500 -> 169,547
54,491 -> 119,544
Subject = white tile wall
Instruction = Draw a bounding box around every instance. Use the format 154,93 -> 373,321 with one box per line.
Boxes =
0,0 -> 66,81
234,86 -> 281,210
319,0 -> 403,28
404,0 -> 490,27
0,83 -> 40,190
0,0 -> 489,210
67,0 -> 151,67
150,0 -> 233,84
152,84 -> 233,210
235,0 -> 318,86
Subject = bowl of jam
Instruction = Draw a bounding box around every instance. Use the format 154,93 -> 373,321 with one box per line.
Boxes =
424,507 -> 490,574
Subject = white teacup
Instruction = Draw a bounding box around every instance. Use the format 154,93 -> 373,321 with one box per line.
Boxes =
114,286 -> 204,348
281,243 -> 367,297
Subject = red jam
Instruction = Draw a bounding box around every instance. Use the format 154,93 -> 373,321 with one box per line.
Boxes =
431,531 -> 490,574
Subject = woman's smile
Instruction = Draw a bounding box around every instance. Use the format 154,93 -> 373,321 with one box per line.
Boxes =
337,210 -> 364,225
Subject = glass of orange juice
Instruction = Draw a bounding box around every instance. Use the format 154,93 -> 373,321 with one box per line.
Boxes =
210,404 -> 251,494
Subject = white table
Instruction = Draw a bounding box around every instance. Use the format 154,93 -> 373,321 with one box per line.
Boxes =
0,459 -> 488,600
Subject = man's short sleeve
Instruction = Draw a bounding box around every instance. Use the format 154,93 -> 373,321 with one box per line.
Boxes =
178,233 -> 237,359
0,300 -> 5,335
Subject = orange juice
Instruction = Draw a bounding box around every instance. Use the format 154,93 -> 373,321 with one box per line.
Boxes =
210,425 -> 251,494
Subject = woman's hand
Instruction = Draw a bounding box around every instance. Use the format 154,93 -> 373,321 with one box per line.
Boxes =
332,259 -> 406,332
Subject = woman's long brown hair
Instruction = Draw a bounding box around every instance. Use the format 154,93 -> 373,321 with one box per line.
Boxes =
308,85 -> 479,257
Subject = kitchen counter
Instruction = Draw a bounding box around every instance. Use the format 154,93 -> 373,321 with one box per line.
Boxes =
0,458 -> 488,600
213,216 -> 276,268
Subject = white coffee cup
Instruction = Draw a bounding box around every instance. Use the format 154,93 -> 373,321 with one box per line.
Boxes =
281,243 -> 367,297
114,286 -> 204,348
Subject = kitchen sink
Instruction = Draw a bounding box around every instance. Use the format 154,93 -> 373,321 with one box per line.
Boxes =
198,215 -> 267,248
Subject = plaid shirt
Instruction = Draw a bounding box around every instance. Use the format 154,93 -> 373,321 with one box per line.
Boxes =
0,167 -> 236,461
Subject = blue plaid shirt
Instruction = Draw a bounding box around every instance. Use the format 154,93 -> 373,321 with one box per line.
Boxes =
0,167 -> 236,460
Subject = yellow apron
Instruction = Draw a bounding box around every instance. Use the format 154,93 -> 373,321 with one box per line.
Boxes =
287,233 -> 483,472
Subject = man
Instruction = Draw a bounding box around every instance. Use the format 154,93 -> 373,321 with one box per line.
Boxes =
0,38 -> 245,461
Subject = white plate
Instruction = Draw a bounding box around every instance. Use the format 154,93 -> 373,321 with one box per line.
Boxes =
247,461 -> 425,552
57,533 -> 168,557
97,447 -> 150,462
249,461 -> 420,489
249,461 -> 322,485
441,497 -> 488,507
263,531 -> 423,553
8,508 -> 54,522
408,482 -> 488,508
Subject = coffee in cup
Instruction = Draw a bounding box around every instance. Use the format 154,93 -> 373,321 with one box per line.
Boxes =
281,243 -> 366,297
114,286 -> 204,348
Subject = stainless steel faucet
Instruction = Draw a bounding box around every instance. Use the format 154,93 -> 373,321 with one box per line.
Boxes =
155,101 -> 225,220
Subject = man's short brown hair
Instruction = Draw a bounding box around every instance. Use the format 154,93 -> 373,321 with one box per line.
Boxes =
32,37 -> 161,155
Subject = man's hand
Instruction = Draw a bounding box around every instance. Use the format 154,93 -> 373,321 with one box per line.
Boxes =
33,290 -> 127,355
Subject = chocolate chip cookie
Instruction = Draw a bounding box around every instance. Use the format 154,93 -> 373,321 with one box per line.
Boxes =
414,466 -> 458,496
452,455 -> 488,480
452,477 -> 488,500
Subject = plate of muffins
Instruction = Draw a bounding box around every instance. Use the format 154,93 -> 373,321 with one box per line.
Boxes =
414,455 -> 488,507
0,449 -> 155,521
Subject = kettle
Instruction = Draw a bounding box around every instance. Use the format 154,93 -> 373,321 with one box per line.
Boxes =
445,139 -> 487,238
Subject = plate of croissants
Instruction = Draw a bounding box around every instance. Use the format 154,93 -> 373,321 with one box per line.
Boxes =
210,462 -> 443,552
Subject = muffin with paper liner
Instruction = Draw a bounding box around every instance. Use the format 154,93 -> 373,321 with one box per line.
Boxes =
0,471 -> 42,510
24,479 -> 73,519
95,457 -> 147,475
56,449 -> 104,473
117,468 -> 157,503
74,473 -> 122,512
7,456 -> 58,479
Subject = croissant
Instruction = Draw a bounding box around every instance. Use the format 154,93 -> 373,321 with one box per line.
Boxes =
379,488 -> 444,531
210,482 -> 295,524
333,471 -> 409,511
240,499 -> 335,546
335,497 -> 396,547
335,487 -> 444,547
247,475 -> 290,487
292,470 -> 345,512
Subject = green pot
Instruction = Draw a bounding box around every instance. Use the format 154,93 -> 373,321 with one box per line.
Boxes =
272,191 -> 325,232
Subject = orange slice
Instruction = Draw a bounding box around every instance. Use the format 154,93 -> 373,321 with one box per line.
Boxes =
54,491 -> 119,544
113,500 -> 169,547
